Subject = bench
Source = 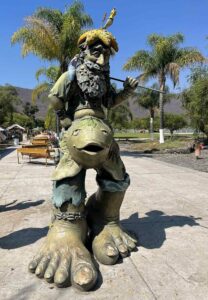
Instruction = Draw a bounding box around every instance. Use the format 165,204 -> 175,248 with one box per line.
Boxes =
17,147 -> 54,166
31,139 -> 50,146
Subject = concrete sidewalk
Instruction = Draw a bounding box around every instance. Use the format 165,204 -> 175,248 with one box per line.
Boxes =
0,147 -> 208,300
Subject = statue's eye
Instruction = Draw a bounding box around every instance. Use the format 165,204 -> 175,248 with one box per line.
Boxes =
92,51 -> 100,58
102,130 -> 108,135
72,129 -> 80,136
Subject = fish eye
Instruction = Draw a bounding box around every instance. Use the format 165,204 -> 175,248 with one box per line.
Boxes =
72,129 -> 80,136
102,130 -> 108,135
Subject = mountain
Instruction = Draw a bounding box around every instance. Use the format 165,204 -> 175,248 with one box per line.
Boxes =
15,86 -> 185,120
15,87 -> 48,119
129,95 -> 185,118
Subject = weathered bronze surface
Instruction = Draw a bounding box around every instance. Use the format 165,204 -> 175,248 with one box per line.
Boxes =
29,10 -> 138,290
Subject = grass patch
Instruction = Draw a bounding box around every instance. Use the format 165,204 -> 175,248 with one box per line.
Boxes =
114,132 -> 159,139
128,136 -> 193,152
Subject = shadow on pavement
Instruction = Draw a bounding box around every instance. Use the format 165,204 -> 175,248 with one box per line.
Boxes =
0,199 -> 45,212
26,160 -> 55,166
121,210 -> 201,249
7,283 -> 37,300
0,147 -> 16,159
0,226 -> 48,249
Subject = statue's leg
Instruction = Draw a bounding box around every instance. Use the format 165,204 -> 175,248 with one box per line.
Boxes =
28,170 -> 97,291
87,155 -> 137,265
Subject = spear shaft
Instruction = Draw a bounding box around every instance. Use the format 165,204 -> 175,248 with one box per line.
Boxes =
110,77 -> 166,94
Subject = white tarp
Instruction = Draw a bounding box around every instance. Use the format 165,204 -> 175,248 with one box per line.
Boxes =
7,124 -> 25,131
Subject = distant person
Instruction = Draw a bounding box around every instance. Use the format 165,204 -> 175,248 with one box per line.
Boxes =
194,139 -> 203,159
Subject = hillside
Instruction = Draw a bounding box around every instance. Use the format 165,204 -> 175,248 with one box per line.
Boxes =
15,86 -> 185,120
129,96 -> 185,118
15,87 -> 48,119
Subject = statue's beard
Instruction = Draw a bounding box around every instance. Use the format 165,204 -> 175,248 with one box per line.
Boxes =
76,60 -> 109,98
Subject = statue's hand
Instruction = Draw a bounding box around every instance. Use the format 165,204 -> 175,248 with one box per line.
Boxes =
123,77 -> 138,91
60,117 -> 72,129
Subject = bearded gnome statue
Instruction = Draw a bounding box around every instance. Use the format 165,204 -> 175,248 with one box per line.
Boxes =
28,9 -> 138,291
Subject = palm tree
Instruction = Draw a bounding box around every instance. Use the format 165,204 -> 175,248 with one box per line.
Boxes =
135,83 -> 170,140
32,66 -> 59,103
11,1 -> 93,75
11,1 -> 93,134
32,66 -> 60,130
123,33 -> 204,143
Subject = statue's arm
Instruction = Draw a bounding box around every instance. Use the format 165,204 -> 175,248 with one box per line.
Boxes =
111,77 -> 138,108
48,72 -> 73,128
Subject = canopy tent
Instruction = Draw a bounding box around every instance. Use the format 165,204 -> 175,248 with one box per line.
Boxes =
7,124 -> 25,131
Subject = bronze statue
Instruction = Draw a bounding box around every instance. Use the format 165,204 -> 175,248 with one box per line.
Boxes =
28,9 -> 138,291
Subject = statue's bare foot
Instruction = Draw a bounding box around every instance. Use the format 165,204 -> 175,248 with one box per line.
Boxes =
87,190 -> 137,265
91,223 -> 137,265
28,219 -> 97,291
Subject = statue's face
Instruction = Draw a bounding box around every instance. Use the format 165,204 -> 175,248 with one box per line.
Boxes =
85,42 -> 111,66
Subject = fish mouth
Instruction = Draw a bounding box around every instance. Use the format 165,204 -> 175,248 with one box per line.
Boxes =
76,143 -> 105,154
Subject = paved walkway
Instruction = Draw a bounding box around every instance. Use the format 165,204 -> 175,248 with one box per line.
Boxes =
0,147 -> 208,300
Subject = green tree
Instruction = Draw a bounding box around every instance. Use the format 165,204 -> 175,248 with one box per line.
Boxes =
164,113 -> 187,138
23,101 -> 39,123
135,83 -> 170,140
45,107 -> 56,131
123,33 -> 204,143
0,85 -> 21,125
182,67 -> 208,137
108,102 -> 133,130
11,112 -> 35,128
11,1 -> 93,75
108,83 -> 133,130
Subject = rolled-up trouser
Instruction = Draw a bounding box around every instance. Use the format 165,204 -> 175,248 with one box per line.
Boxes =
52,165 -> 130,208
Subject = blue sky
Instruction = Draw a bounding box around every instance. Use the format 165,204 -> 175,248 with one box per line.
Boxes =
0,0 -> 208,91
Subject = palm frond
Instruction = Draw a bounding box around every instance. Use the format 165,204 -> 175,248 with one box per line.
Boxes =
137,71 -> 157,84
35,66 -> 59,82
176,48 -> 205,67
165,62 -> 180,87
32,82 -> 51,104
123,50 -> 155,72
35,7 -> 63,31
65,1 -> 93,28
12,17 -> 60,60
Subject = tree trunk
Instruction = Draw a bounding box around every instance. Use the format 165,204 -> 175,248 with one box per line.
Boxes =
55,59 -> 68,136
159,75 -> 166,144
150,108 -> 154,141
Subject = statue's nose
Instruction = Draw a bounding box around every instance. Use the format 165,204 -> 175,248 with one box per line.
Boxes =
96,53 -> 105,66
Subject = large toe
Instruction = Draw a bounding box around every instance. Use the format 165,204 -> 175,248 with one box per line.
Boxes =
28,254 -> 43,273
114,237 -> 128,258
54,257 -> 71,287
93,238 -> 119,265
122,232 -> 137,251
44,252 -> 59,282
72,263 -> 97,291
35,255 -> 50,278
105,243 -> 119,257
